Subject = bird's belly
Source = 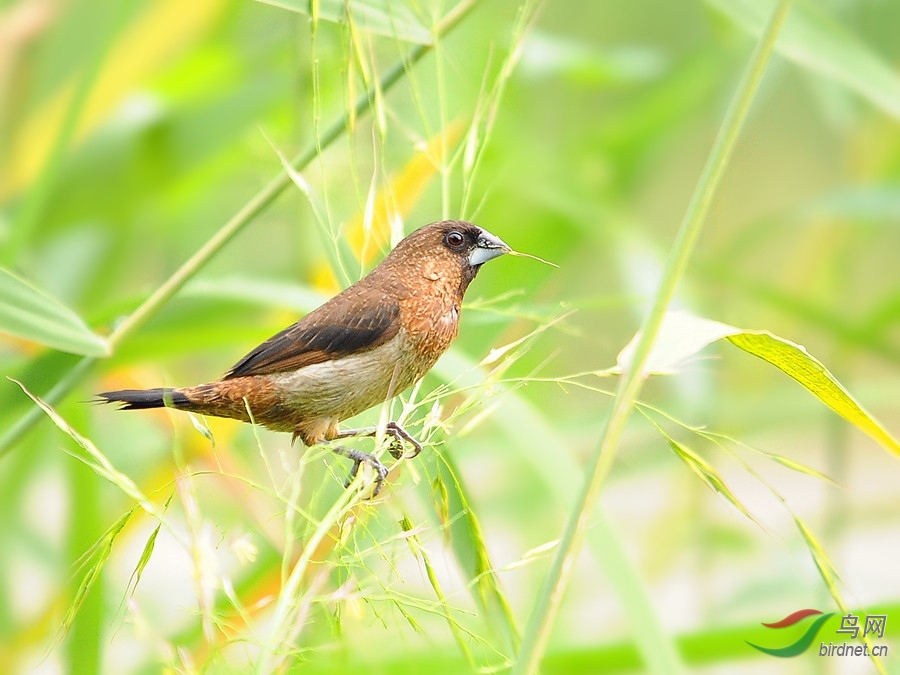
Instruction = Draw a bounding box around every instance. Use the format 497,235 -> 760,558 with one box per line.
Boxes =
265,332 -> 430,424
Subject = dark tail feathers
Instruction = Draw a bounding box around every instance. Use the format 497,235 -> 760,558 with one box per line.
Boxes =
97,388 -> 190,410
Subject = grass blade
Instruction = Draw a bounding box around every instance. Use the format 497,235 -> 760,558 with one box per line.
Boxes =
9,378 -> 168,525
0,266 -> 109,357
434,450 -> 520,660
667,439 -> 761,526
793,516 -> 887,674
400,516 -> 478,667
57,508 -> 136,646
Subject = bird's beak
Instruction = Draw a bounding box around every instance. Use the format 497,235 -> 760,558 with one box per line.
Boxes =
468,229 -> 511,267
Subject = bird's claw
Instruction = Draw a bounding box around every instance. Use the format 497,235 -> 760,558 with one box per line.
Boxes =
335,446 -> 389,498
328,421 -> 423,497
335,421 -> 423,461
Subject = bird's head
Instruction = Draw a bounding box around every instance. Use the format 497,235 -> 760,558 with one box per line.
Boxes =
439,220 -> 511,269
384,220 -> 510,291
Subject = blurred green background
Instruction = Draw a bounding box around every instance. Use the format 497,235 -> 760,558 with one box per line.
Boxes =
2,0 -> 900,673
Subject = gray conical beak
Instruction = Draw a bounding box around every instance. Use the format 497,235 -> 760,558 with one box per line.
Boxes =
468,229 -> 510,267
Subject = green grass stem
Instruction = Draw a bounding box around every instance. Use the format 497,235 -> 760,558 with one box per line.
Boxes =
511,1 -> 795,672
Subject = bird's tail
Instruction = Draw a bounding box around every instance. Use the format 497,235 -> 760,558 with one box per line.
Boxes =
97,388 -> 191,410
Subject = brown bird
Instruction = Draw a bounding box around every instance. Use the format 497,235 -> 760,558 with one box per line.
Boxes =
98,220 -> 510,495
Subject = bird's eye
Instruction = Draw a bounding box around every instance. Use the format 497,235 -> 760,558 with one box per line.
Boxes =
444,231 -> 466,249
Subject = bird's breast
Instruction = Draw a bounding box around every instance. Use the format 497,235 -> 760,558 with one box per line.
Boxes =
398,293 -> 460,362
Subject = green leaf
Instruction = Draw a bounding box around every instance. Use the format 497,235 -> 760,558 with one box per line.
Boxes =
727,332 -> 900,456
0,266 -> 109,357
617,311 -> 736,376
254,0 -> 432,44
707,0 -> 900,118
617,311 -> 900,457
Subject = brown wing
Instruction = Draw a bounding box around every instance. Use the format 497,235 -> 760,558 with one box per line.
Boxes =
224,291 -> 401,379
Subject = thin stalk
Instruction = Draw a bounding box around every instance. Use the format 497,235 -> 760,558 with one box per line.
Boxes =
511,1 -> 795,673
253,478 -> 362,674
0,0 -> 482,458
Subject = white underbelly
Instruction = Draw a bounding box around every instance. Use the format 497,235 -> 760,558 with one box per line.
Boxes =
266,333 -> 424,420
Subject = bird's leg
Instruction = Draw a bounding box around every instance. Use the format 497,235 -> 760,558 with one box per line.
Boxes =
330,445 -> 389,497
334,421 -> 423,460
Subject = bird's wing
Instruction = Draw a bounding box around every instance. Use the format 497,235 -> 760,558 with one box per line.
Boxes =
224,293 -> 401,379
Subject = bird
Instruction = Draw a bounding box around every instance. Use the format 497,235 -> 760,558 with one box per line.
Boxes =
98,220 -> 510,495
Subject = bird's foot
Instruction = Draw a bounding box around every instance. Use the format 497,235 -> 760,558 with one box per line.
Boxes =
335,421 -> 423,460
331,445 -> 389,497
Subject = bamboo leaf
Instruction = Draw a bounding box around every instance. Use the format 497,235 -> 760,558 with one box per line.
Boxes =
726,331 -> 900,456
707,0 -> 900,118
617,310 -> 900,457
0,266 -> 109,357
617,311 -> 737,376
